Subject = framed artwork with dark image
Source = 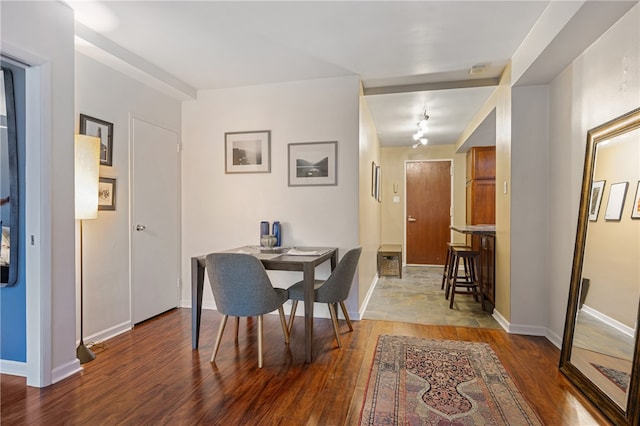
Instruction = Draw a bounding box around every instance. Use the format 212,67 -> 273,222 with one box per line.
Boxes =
98,177 -> 116,211
80,114 -> 113,166
632,181 -> 640,219
604,181 -> 628,221
588,180 -> 605,221
288,141 -> 337,187
225,130 -> 271,173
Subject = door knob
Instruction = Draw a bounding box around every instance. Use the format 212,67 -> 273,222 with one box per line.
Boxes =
407,215 -> 417,222
136,224 -> 146,231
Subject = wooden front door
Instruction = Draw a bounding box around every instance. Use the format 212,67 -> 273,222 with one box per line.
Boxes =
406,161 -> 451,265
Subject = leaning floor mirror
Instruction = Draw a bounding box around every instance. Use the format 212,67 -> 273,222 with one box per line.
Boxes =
560,107 -> 640,425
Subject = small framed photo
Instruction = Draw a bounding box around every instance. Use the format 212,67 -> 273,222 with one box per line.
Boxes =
98,177 -> 116,211
288,141 -> 337,187
225,130 -> 271,173
80,114 -> 113,166
631,181 -> 640,219
375,165 -> 382,202
588,180 -> 605,221
371,161 -> 377,197
604,181 -> 628,221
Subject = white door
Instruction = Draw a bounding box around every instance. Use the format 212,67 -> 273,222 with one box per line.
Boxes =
131,118 -> 179,324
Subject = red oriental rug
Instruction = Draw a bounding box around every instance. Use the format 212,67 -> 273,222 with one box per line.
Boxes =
359,335 -> 542,425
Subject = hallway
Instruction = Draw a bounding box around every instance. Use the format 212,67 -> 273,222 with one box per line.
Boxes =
363,265 -> 501,329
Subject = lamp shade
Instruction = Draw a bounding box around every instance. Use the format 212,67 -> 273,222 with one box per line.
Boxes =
74,134 -> 101,220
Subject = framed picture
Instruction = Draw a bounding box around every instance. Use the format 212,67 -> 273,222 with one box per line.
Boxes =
588,180 -> 605,221
288,141 -> 337,186
80,114 -> 113,166
604,181 -> 628,221
98,177 -> 116,211
371,161 -> 377,197
225,130 -> 271,173
375,165 -> 382,202
632,181 -> 640,219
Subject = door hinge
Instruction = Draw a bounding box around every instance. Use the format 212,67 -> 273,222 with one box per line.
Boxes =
176,143 -> 181,153
177,278 -> 181,288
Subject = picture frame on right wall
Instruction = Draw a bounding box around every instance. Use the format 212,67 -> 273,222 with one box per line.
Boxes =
604,181 -> 628,221
631,181 -> 640,219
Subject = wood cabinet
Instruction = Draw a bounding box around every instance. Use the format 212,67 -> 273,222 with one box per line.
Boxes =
465,146 -> 496,311
466,146 -> 495,226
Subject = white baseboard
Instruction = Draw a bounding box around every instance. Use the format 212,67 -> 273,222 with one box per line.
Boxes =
492,309 -> 548,336
83,321 -> 132,347
357,273 -> 379,321
51,358 -> 82,385
0,359 -> 27,377
581,304 -> 635,338
545,328 -> 563,349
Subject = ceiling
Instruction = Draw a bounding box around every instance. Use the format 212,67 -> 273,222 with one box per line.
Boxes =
66,1 -> 632,148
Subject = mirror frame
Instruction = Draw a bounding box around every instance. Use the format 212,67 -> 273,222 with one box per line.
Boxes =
560,107 -> 640,426
1,67 -> 19,287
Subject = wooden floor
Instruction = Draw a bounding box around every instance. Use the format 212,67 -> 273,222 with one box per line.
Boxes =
1,308 -> 611,425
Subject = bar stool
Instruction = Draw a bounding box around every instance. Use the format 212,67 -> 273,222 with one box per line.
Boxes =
446,246 -> 483,309
441,242 -> 468,291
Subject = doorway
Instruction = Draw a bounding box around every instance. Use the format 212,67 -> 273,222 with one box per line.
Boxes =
131,118 -> 179,324
405,160 -> 452,265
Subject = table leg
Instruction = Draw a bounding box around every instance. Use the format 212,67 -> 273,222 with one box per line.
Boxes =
191,256 -> 205,349
303,262 -> 315,363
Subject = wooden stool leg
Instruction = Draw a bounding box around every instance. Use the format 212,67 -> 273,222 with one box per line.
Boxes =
441,246 -> 452,290
449,256 -> 460,308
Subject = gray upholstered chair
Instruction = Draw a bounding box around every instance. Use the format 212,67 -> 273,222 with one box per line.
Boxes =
287,247 -> 362,348
205,253 -> 289,368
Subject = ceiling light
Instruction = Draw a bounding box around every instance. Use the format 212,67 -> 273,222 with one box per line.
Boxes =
420,138 -> 428,145
413,130 -> 423,141
469,64 -> 486,75
412,142 -> 421,149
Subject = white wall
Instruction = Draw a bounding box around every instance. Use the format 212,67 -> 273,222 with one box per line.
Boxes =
75,53 -> 181,342
546,4 -> 639,343
510,85 -> 549,334
181,76 -> 361,314
1,1 -> 77,386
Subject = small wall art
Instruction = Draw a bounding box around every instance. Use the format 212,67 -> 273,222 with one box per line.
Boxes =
588,180 -> 605,221
225,130 -> 271,173
288,141 -> 337,186
632,181 -> 640,219
604,181 -> 628,221
98,177 -> 116,211
80,114 -> 114,166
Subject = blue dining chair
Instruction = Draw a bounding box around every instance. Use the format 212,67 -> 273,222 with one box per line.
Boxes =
287,247 -> 362,348
205,253 -> 289,368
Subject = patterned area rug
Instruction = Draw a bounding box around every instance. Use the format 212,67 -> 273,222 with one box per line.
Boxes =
360,335 -> 542,425
591,362 -> 631,392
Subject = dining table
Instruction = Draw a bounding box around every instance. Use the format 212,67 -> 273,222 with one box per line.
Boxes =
191,246 -> 338,363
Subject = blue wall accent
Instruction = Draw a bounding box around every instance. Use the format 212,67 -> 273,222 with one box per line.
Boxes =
0,62 -> 26,362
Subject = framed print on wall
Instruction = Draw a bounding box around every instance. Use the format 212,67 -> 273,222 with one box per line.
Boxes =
604,181 -> 628,221
588,180 -> 605,221
225,130 -> 271,173
288,141 -> 337,187
632,181 -> 640,219
98,177 -> 116,211
80,113 -> 114,166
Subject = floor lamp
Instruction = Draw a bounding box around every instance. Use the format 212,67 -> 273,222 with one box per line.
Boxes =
75,134 -> 100,364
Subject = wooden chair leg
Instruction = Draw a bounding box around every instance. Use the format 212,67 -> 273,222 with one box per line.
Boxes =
234,316 -> 240,342
278,306 -> 290,344
328,304 -> 342,348
211,315 -> 228,363
339,302 -> 353,331
288,300 -> 298,333
257,315 -> 263,368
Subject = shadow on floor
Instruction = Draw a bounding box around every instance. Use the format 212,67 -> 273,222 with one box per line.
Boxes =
363,265 -> 501,329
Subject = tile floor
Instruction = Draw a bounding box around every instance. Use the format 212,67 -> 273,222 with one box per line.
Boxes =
363,265 -> 501,329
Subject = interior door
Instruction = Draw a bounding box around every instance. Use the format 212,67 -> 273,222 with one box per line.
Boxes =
406,160 -> 451,265
131,118 -> 179,324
